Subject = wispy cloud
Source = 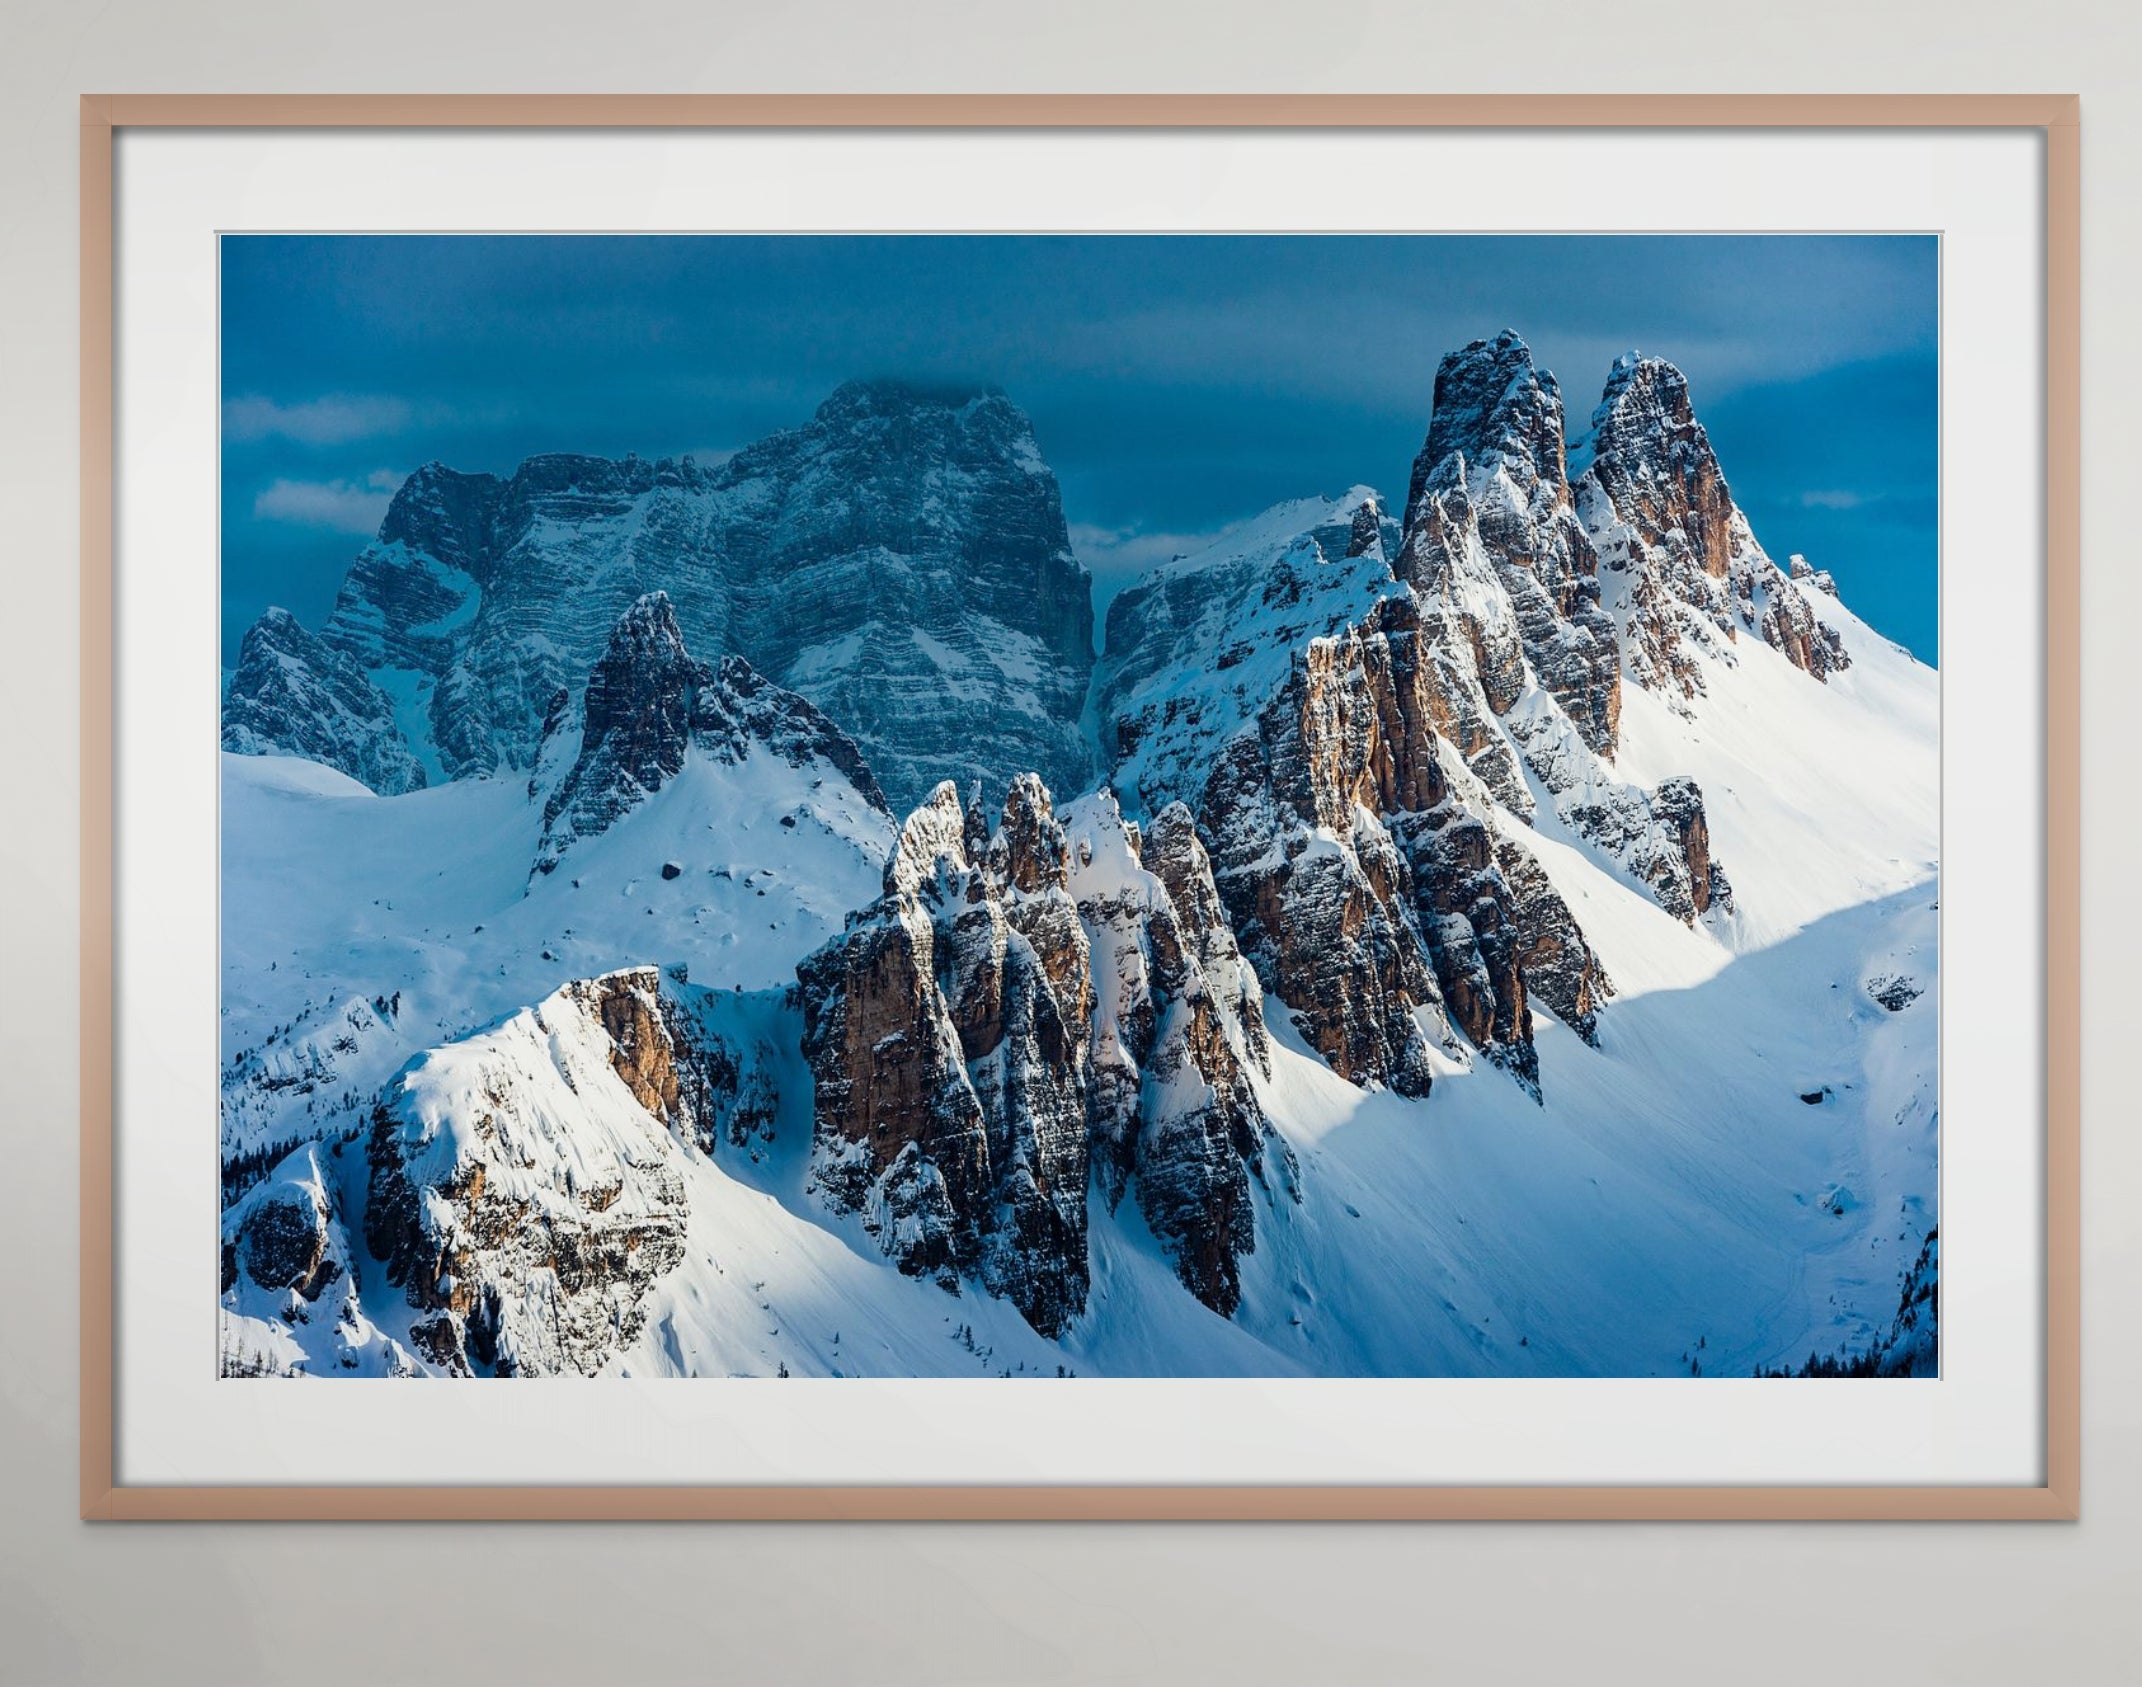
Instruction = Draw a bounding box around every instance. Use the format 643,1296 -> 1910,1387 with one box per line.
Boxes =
224,393 -> 414,444
1069,521 -> 1227,578
1798,489 -> 1868,511
253,469 -> 403,533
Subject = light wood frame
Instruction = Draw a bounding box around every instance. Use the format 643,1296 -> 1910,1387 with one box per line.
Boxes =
79,93 -> 2082,1522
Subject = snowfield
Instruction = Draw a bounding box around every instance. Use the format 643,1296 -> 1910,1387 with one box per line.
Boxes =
217,345 -> 1939,1381
219,582 -> 1937,1378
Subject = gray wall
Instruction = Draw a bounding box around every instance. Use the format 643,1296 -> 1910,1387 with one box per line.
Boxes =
1,4 -> 2133,1681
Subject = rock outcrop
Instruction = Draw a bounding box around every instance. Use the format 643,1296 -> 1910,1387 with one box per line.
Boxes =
532,591 -> 886,874
226,1146 -> 342,1303
1576,353 -> 1849,690
1197,593 -> 1612,1094
1197,661 -> 1446,1097
796,780 -> 1095,1335
1094,489 -> 1404,818
364,969 -> 707,1376
1404,330 -> 1623,756
1067,794 -> 1289,1317
1093,337 -> 1783,1103
221,607 -> 429,795
1386,339 -> 1737,926
228,381 -> 1095,810
220,1143 -> 416,1378
797,775 -> 1286,1329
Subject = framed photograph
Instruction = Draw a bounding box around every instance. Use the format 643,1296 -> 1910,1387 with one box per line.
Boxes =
82,95 -> 2079,1520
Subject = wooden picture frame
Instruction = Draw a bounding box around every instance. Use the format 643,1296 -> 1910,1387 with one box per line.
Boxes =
80,94 -> 2080,1520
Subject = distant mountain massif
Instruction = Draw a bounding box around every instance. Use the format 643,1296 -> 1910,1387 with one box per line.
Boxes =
218,335 -> 1938,1380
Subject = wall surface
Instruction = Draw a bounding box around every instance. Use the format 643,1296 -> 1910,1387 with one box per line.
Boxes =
1,4 -> 2134,1682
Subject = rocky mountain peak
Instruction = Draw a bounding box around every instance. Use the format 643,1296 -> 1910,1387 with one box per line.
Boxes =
1583,353 -> 1736,581
1345,493 -> 1388,560
363,968 -> 701,1375
533,592 -> 698,868
1399,332 -> 1622,760
799,774 -> 1095,1335
1575,354 -> 1852,690
883,780 -> 973,900
232,378 -> 1096,813
221,605 -> 429,796
1420,329 -> 1572,501
992,772 -> 1072,895
797,769 -> 1291,1332
534,592 -> 887,876
377,461 -> 505,579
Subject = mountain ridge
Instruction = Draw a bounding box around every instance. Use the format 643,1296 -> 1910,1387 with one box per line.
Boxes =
230,380 -> 1095,812
217,333 -> 1939,1380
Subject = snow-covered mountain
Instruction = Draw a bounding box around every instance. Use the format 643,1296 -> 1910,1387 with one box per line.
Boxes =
224,380 -> 1095,811
221,607 -> 429,797
219,334 -> 1939,1381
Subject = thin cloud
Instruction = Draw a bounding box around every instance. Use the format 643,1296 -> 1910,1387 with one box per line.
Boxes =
1069,521 -> 1228,578
1799,489 -> 1868,511
253,469 -> 403,533
224,392 -> 414,444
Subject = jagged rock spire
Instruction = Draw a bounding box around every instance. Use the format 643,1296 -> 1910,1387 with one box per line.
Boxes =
798,773 -> 1285,1330
1577,352 -> 1851,689
221,606 -> 429,796
1398,331 -> 1623,758
535,591 -> 885,875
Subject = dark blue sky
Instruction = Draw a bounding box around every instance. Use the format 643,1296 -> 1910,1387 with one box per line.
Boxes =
221,234 -> 1938,664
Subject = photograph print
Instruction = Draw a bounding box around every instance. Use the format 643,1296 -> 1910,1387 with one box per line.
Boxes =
216,233 -> 1939,1381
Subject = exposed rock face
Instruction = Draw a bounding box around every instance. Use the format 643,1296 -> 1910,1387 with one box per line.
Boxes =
1093,340 -> 1773,1105
1197,594 -> 1612,1093
533,591 -> 886,873
1094,489 -> 1404,818
1404,331 -> 1623,756
1789,553 -> 1840,597
1577,354 -> 1849,690
364,969 -> 703,1376
1066,794 -> 1288,1317
220,1143 -> 416,1378
1557,777 -> 1730,927
229,1153 -> 340,1301
796,780 -> 1094,1335
1383,341 -> 1736,928
1757,578 -> 1852,683
798,776 -> 1286,1327
221,607 -> 428,795
231,381 -> 1094,810
1650,775 -> 1730,918
1198,641 -> 1447,1096
1490,836 -> 1609,1044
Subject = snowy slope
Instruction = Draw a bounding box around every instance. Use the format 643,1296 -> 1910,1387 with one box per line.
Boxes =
218,743 -> 893,1167
1608,588 -> 1937,948
1094,488 -> 1401,817
221,685 -> 1934,1381
217,347 -> 1940,1381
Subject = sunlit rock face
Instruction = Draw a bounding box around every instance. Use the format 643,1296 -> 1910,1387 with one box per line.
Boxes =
798,776 -> 1288,1328
1577,352 -> 1850,693
362,969 -> 712,1377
